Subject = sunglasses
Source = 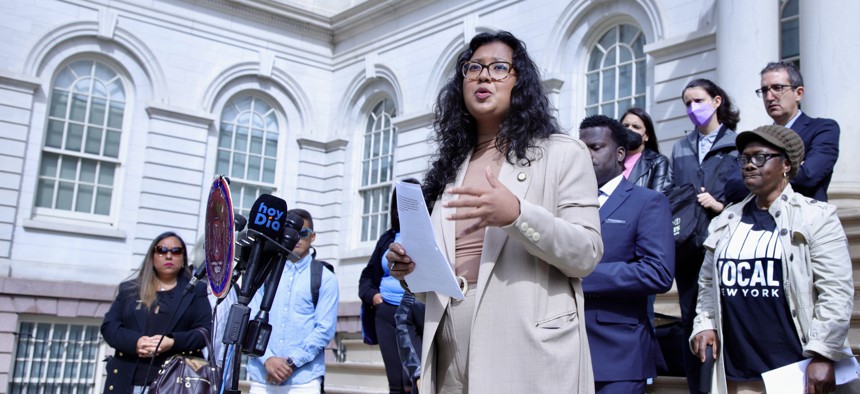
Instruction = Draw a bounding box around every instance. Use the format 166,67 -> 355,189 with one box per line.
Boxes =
299,228 -> 314,239
154,246 -> 184,255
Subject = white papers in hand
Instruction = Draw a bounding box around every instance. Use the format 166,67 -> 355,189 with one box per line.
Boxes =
761,351 -> 860,393
395,181 -> 464,300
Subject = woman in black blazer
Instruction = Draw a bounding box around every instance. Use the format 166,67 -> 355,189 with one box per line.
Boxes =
101,231 -> 212,393
620,107 -> 672,193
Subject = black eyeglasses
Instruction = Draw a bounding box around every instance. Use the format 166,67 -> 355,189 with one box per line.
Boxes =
755,84 -> 796,98
461,61 -> 515,81
299,228 -> 314,239
154,246 -> 183,255
737,153 -> 784,167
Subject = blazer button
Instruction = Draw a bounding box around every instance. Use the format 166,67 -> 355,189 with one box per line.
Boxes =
113,369 -> 118,374
728,214 -> 734,219
531,232 -> 541,242
517,172 -> 527,182
781,195 -> 788,201
118,352 -> 123,357
791,309 -> 797,317
780,229 -> 788,236
526,228 -> 535,237
775,211 -> 781,217
520,222 -> 529,232
108,386 -> 114,391
789,253 -> 793,261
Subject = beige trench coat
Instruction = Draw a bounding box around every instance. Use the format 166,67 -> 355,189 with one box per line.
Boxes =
417,135 -> 603,394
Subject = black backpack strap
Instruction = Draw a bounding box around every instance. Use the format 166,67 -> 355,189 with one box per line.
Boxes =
310,259 -> 335,308
311,260 -> 323,308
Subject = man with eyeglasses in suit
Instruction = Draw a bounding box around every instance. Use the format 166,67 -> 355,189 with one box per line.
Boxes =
246,208 -> 338,394
757,61 -> 840,202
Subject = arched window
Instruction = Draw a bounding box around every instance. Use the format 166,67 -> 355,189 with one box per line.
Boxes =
216,95 -> 279,216
585,24 -> 646,118
780,0 -> 800,68
359,99 -> 396,243
35,60 -> 125,217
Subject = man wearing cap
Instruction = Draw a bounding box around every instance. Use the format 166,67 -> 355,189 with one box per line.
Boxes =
757,61 -> 839,201
691,125 -> 855,394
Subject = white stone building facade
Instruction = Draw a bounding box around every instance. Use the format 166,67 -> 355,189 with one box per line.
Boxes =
1,0 -> 858,392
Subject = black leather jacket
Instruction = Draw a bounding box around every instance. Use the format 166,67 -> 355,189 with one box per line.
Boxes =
627,148 -> 672,194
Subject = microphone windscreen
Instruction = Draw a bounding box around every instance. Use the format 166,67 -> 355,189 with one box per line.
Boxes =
234,213 -> 248,232
248,194 -> 288,242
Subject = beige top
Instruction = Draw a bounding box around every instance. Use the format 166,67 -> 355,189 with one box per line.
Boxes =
454,141 -> 503,284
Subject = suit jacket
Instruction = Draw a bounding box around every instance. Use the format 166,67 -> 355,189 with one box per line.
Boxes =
627,148 -> 672,194
358,228 -> 397,344
418,134 -> 603,394
101,274 -> 212,393
788,112 -> 840,202
583,177 -> 675,382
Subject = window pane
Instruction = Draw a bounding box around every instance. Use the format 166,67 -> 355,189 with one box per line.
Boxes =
633,35 -> 646,59
265,135 -> 277,156
781,19 -> 800,59
108,80 -> 125,101
36,179 -> 55,208
783,0 -> 798,16
76,185 -> 93,212
265,113 -> 278,131
586,72 -> 599,105
619,46 -> 632,64
263,158 -> 276,183
232,153 -> 246,178
55,68 -> 75,88
602,69 -> 616,101
84,127 -> 103,155
91,80 -> 107,98
90,97 -> 106,125
95,186 -> 112,215
636,60 -> 646,94
250,129 -> 263,154
56,181 -> 74,210
248,155 -> 261,181
235,127 -> 249,152
252,113 -> 263,129
65,123 -> 84,152
216,150 -> 230,174
598,27 -> 616,50
588,50 -> 602,71
99,163 -> 115,185
79,159 -> 97,183
45,120 -> 64,149
69,94 -> 87,122
601,103 -> 614,117
104,130 -> 121,158
59,158 -> 77,180
603,47 -> 617,67
107,102 -> 124,129
50,91 -> 69,118
620,24 -> 638,44
73,78 -> 91,94
619,64 -> 632,98
219,124 -> 233,149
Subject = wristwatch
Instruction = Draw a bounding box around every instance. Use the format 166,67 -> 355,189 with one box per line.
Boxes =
286,357 -> 296,370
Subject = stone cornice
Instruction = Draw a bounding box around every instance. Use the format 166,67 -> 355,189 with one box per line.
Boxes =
296,136 -> 350,152
0,71 -> 42,93
146,103 -> 216,127
644,28 -> 716,62
0,276 -> 116,302
392,110 -> 434,130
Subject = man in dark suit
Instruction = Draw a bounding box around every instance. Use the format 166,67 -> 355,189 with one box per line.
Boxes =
579,115 -> 676,394
759,61 -> 840,201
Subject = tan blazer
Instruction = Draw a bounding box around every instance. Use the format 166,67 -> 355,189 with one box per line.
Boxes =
418,134 -> 603,394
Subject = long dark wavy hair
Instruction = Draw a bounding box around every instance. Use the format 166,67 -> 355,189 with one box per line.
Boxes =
423,31 -> 561,206
620,107 -> 660,154
682,78 -> 740,131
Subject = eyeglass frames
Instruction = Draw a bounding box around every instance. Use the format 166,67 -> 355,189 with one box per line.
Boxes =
755,84 -> 796,98
461,61 -> 515,81
299,228 -> 314,239
154,245 -> 183,255
736,153 -> 784,167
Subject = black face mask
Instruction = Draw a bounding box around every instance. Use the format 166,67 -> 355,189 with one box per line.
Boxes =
626,129 -> 643,151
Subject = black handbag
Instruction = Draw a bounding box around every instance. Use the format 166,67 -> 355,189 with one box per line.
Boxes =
149,327 -> 220,394
666,183 -> 709,249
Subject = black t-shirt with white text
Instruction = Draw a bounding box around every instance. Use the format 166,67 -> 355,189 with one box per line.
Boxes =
718,201 -> 804,381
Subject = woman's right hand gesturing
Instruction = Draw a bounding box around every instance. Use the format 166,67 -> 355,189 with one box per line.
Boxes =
386,242 -> 415,280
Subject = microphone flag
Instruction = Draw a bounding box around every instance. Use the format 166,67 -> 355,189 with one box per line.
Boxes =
205,175 -> 234,298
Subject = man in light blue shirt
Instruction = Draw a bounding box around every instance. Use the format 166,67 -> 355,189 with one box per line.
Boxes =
248,208 -> 339,393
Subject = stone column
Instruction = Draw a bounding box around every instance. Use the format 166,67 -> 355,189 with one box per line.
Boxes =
799,1 -> 860,201
716,0 -> 779,131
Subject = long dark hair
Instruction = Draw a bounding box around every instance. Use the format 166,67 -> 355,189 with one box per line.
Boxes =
682,78 -> 740,131
134,231 -> 190,309
423,31 -> 561,207
620,107 -> 660,154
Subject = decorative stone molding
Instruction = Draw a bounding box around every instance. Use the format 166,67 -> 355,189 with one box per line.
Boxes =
296,136 -> 350,153
146,103 -> 216,127
0,72 -> 41,93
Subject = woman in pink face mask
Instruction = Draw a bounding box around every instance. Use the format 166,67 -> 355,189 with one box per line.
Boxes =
669,78 -> 747,394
